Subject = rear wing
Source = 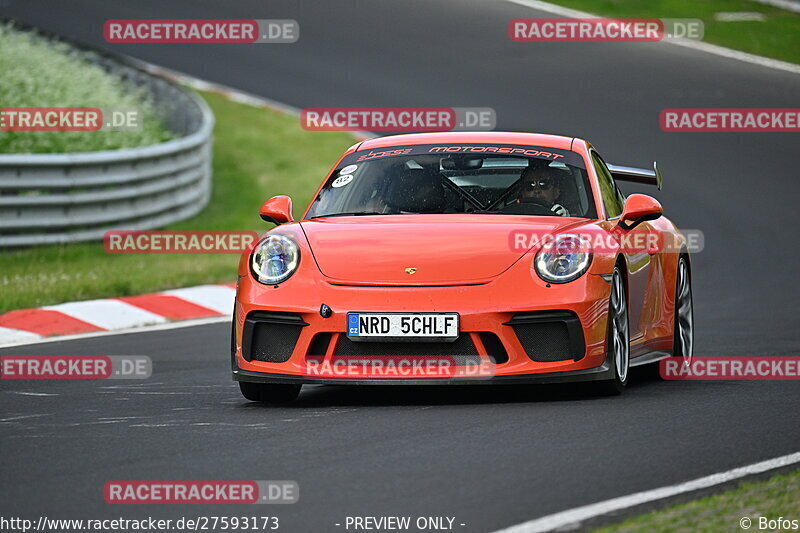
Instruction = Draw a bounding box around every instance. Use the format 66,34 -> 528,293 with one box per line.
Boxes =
607,162 -> 663,190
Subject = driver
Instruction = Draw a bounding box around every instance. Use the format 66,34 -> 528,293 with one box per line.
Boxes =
517,165 -> 570,216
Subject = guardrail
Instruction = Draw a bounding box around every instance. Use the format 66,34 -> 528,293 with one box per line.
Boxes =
0,36 -> 214,247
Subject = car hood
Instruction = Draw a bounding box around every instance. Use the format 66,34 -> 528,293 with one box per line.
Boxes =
300,214 -> 586,284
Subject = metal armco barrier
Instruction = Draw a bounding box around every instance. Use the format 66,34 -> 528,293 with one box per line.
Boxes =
0,36 -> 214,247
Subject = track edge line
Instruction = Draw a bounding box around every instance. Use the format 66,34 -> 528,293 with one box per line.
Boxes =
492,451 -> 800,533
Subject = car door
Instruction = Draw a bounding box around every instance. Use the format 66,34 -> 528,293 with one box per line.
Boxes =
591,151 -> 654,347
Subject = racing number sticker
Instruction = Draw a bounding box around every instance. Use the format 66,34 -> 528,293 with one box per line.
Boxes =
332,175 -> 354,188
340,164 -> 358,174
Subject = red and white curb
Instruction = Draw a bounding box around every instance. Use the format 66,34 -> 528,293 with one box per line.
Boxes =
0,283 -> 235,347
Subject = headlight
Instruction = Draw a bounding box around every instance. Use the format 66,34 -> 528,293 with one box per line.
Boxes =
250,234 -> 300,284
534,233 -> 592,284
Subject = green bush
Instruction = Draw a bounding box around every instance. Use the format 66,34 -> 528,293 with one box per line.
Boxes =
0,23 -> 173,153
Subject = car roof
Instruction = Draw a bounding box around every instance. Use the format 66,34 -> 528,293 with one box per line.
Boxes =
356,131 -> 576,151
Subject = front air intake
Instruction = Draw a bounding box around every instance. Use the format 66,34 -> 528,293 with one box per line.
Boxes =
242,311 -> 308,363
505,311 -> 585,362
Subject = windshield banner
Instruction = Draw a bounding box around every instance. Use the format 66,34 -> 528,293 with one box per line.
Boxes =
342,143 -> 585,168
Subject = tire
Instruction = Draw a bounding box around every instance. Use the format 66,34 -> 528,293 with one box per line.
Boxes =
239,382 -> 302,404
594,265 -> 630,396
673,256 -> 694,366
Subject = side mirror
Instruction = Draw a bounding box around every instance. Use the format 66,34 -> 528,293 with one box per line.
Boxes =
259,195 -> 294,225
618,194 -> 662,230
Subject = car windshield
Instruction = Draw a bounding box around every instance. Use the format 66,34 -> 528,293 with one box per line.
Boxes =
305,144 -> 597,219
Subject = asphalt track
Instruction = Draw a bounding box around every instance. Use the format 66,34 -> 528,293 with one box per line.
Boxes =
1,1 -> 800,531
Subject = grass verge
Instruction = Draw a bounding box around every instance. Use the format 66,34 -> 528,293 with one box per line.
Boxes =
539,0 -> 800,65
594,467 -> 800,532
0,91 -> 356,313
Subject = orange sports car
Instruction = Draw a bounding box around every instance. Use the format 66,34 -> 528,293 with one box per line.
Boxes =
232,132 -> 693,402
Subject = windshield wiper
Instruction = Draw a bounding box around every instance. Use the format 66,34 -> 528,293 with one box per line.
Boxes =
308,211 -> 387,219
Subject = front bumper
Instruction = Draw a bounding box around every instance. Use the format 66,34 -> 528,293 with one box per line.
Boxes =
232,258 -> 614,384
233,359 -> 614,385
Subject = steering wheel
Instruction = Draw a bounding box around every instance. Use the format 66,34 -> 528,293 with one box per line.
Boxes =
499,198 -> 553,215
519,197 -> 551,209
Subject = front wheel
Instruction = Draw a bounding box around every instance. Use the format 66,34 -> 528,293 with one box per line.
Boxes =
594,266 -> 630,396
239,382 -> 301,404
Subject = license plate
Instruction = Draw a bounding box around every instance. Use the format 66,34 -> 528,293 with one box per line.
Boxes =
347,313 -> 459,341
